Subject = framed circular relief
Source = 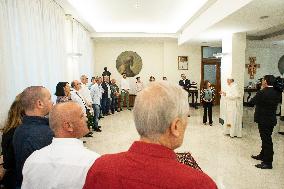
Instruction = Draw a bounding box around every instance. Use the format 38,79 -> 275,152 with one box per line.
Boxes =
116,51 -> 142,77
278,55 -> 284,75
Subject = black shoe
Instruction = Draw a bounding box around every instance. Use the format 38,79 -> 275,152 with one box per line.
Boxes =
251,155 -> 263,161
127,108 -> 132,111
278,132 -> 284,135
99,116 -> 104,119
84,133 -> 93,137
94,128 -> 102,132
255,163 -> 272,169
209,123 -> 213,126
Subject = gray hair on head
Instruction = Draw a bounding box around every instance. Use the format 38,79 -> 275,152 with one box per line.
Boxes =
133,81 -> 189,140
21,86 -> 46,111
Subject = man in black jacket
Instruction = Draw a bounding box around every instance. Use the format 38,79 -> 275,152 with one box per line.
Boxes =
179,74 -> 191,92
248,75 -> 281,169
101,76 -> 111,116
13,86 -> 54,187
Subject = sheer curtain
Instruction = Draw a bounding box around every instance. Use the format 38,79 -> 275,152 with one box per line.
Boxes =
0,0 -> 95,126
66,18 -> 95,81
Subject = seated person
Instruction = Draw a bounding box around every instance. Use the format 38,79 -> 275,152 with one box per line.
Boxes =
21,102 -> 100,189
83,82 -> 217,189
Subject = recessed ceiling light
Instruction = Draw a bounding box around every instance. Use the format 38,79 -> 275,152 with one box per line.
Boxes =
260,16 -> 269,19
135,0 -> 140,8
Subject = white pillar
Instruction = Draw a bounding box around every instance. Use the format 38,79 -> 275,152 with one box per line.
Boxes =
220,33 -> 246,124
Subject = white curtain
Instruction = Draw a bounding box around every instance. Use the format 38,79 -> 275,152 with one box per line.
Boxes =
66,18 -> 95,81
0,0 -> 95,126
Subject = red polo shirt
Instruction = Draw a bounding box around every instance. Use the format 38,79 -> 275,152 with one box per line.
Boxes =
83,141 -> 217,189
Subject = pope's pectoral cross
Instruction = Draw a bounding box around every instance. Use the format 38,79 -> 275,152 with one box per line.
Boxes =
245,57 -> 260,79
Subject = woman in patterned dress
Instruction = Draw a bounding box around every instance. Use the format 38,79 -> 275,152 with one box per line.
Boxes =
200,80 -> 215,126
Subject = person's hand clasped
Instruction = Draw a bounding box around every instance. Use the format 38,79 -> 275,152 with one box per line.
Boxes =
220,91 -> 226,96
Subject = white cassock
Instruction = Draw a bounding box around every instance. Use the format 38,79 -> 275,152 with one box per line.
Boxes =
223,83 -> 242,137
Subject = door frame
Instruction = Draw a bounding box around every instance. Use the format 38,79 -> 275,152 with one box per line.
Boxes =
201,58 -> 221,105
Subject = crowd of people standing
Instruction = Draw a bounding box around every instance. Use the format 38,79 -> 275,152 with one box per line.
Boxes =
0,68 -> 282,189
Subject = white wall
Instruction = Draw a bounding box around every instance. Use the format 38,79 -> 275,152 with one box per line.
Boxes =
245,42 -> 284,86
93,39 -> 201,94
220,33 -> 246,123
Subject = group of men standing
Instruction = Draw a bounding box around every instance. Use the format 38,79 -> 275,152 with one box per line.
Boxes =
179,72 -> 281,170
10,81 -> 218,189
70,70 -> 132,135
221,75 -> 281,169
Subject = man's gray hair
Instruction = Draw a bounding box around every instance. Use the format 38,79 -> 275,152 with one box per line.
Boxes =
21,86 -> 46,111
133,81 -> 189,140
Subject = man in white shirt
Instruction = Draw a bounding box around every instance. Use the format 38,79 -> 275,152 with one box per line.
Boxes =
120,73 -> 131,111
70,80 -> 87,114
90,77 -> 102,132
70,80 -> 93,137
79,75 -> 93,109
21,102 -> 100,189
135,76 -> 144,94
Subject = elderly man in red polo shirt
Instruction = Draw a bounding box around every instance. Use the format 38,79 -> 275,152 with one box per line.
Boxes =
83,81 -> 217,189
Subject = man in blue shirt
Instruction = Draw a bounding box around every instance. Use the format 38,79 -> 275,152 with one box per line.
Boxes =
13,86 -> 54,188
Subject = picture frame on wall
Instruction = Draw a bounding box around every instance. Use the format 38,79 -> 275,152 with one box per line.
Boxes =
178,56 -> 188,70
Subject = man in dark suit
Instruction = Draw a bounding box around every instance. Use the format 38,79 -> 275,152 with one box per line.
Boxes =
179,74 -> 191,92
248,75 -> 281,169
101,76 -> 111,116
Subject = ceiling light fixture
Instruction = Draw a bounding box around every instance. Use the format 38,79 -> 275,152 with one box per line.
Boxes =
135,0 -> 140,8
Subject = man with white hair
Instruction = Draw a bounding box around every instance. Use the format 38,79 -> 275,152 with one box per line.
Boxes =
220,78 -> 242,137
83,81 -> 217,189
80,75 -> 93,109
22,102 -> 100,189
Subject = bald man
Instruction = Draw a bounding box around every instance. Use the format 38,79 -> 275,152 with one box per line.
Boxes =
22,102 -> 100,189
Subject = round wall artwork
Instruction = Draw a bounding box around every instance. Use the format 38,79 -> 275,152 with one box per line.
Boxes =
278,55 -> 284,75
116,51 -> 142,77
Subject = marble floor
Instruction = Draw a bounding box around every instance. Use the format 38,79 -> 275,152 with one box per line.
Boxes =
83,106 -> 284,189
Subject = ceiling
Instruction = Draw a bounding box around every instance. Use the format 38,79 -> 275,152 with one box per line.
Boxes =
61,0 -> 209,33
186,0 -> 284,45
56,0 -> 284,45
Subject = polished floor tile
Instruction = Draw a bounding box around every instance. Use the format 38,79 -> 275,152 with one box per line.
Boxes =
83,106 -> 284,189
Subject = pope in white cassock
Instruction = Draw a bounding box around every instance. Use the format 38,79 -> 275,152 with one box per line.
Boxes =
220,78 -> 242,137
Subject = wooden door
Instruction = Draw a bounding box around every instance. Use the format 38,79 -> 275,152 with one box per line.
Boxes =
201,58 -> 221,105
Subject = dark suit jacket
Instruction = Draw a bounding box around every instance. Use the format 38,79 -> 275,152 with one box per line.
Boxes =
1,128 -> 17,188
179,79 -> 191,92
248,87 -> 281,126
101,82 -> 110,99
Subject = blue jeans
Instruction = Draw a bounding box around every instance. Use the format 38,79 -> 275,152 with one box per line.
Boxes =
92,104 -> 100,129
101,97 -> 110,115
111,97 -> 118,113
